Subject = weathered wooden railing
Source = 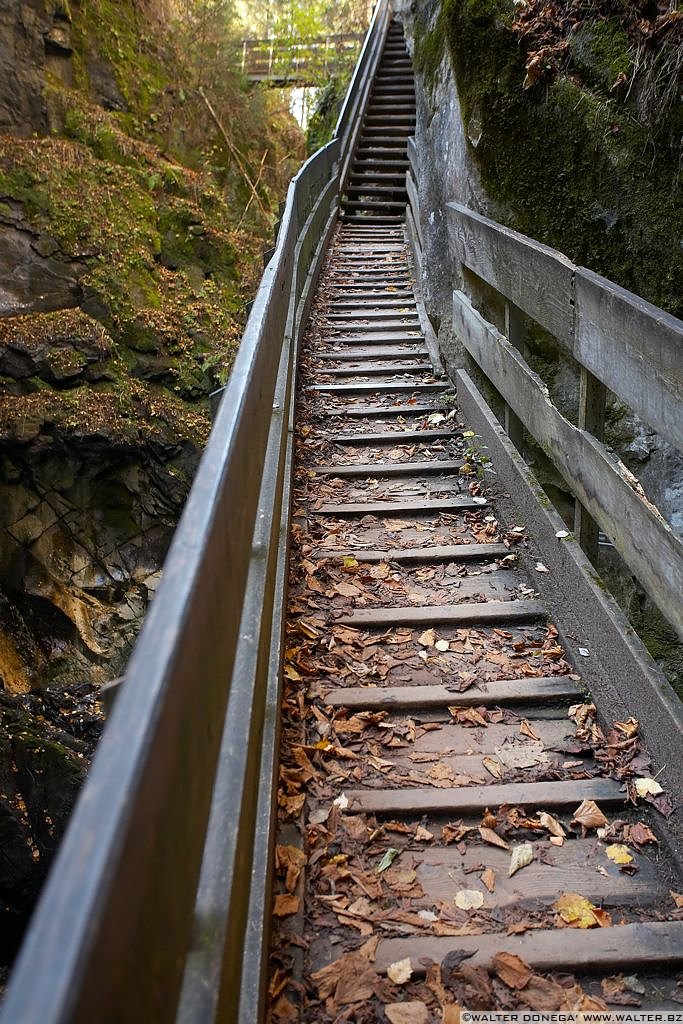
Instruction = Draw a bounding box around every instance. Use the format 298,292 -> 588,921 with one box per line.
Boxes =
0,5 -> 389,1023
241,33 -> 365,83
445,202 -> 683,641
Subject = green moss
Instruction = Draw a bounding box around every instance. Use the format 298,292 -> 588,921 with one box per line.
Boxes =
569,19 -> 632,90
432,0 -> 682,316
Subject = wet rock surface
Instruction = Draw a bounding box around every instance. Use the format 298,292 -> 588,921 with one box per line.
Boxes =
0,683 -> 103,975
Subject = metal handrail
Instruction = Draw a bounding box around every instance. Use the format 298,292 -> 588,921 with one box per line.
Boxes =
0,6 -> 390,1023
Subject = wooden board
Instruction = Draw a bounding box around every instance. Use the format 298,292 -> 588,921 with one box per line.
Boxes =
338,599 -> 546,627
575,267 -> 683,449
322,675 -> 582,708
345,777 -> 625,815
411,841 -> 661,908
314,459 -> 463,477
317,496 -> 483,516
447,202 -> 575,348
317,542 -> 506,562
373,921 -> 683,974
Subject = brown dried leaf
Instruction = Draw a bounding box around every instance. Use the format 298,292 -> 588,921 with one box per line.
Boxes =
273,893 -> 300,917
387,957 -> 413,984
571,799 -> 608,833
519,974 -> 566,1011
385,1002 -> 429,1024
492,951 -> 532,990
276,844 -> 306,892
539,811 -> 566,839
479,826 -> 510,850
509,842 -> 534,877
480,867 -> 496,893
628,822 -> 658,846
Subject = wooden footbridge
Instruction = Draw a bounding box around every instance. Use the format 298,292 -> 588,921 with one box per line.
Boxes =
2,3 -> 682,1021
240,33 -> 364,85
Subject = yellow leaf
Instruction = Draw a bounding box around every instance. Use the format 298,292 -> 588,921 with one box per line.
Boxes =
387,957 -> 412,984
605,843 -> 633,865
553,892 -> 610,929
634,777 -> 663,798
343,556 -> 359,569
454,889 -> 484,910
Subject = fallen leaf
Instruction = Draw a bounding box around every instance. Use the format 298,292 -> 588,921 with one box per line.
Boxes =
555,530 -> 569,538
333,793 -> 349,810
572,799 -> 608,833
549,836 -> 565,847
554,892 -> 611,929
492,951 -> 532,989
334,581 -> 361,598
629,822 -> 658,846
519,719 -> 541,740
418,628 -> 436,647
614,717 -> 639,738
415,825 -> 434,842
606,844 -> 633,865
454,889 -> 485,910
479,826 -> 510,850
435,639 -> 451,652
634,777 -> 663,798
670,891 -> 683,908
539,811 -> 566,839
578,647 -> 590,657
377,848 -> 400,873
273,893 -> 300,917
480,868 -> 496,893
535,562 -> 549,573
482,756 -> 502,779
387,957 -> 413,984
275,845 -> 306,892
385,1002 -> 429,1024
519,974 -> 566,1010
509,842 -> 534,877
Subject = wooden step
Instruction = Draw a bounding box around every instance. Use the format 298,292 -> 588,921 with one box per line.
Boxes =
319,403 -> 442,418
320,362 -> 431,376
317,495 -> 482,516
322,674 -> 582,709
330,428 -> 459,443
344,776 -> 624,816
317,347 -> 426,360
314,458 -> 462,477
372,921 -> 683,977
317,541 -> 505,562
306,382 -> 443,395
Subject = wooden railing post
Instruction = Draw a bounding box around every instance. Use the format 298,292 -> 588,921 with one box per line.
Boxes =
574,367 -> 606,561
504,300 -> 525,452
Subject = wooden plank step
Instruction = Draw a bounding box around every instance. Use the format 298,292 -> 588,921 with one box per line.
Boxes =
412,841 -> 660,909
373,921 -> 683,976
328,301 -> 417,311
322,674 -> 582,709
345,777 -> 624,816
317,496 -> 483,516
321,363 -> 432,377
317,348 -> 426,361
317,541 -> 505,561
330,428 -> 458,443
321,336 -> 422,347
324,322 -> 422,334
320,403 -> 444,418
314,458 -> 463,477
337,598 -> 545,627
340,215 -> 406,225
306,382 -> 445,395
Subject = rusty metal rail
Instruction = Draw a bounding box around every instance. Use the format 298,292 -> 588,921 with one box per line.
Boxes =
0,5 -> 390,1023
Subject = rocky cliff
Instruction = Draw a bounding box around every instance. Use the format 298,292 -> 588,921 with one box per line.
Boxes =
0,0 -> 304,967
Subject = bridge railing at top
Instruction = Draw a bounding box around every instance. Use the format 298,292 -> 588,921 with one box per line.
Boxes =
0,5 -> 390,1024
241,33 -> 365,82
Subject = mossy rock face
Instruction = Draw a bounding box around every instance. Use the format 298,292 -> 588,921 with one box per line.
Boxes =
569,19 -> 632,90
416,0 -> 682,317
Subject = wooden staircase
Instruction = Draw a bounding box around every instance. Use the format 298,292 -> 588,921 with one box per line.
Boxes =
340,19 -> 415,224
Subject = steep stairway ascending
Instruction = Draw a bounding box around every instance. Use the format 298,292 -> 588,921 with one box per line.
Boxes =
340,19 -> 415,224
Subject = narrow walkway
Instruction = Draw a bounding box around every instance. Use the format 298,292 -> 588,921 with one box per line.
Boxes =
267,224 -> 682,1020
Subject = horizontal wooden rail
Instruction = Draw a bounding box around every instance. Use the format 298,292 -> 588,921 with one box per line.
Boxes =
444,199 -> 682,638
0,6 -> 391,1023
